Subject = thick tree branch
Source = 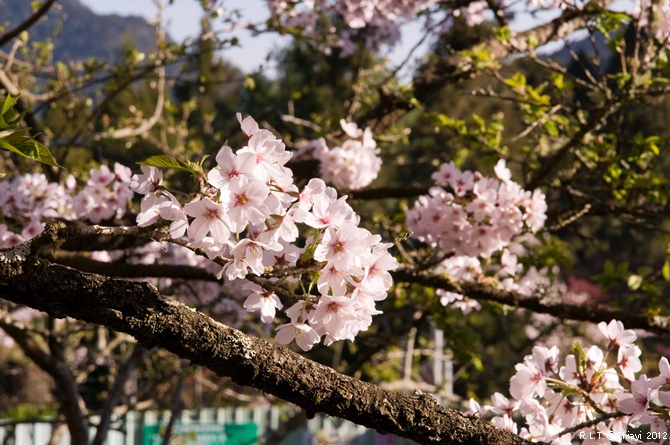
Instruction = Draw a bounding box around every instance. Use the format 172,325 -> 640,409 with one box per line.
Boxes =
392,269 -> 670,336
46,252 -> 218,282
348,186 -> 430,200
0,223 -> 538,445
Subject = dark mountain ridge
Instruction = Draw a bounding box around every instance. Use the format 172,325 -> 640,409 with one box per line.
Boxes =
0,0 -> 158,62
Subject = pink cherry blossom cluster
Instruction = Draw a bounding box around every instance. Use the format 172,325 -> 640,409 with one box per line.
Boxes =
451,1 -> 491,26
469,320 -> 670,444
72,163 -> 134,223
407,159 -> 547,258
267,0 -> 439,55
309,119 -> 382,190
130,114 -> 398,351
406,159 -> 548,311
263,0 -> 534,56
0,164 -> 133,248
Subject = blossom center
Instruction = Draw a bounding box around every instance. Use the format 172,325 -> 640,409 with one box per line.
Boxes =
204,208 -> 219,221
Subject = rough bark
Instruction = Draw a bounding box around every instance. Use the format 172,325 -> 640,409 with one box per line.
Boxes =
0,223 -> 538,445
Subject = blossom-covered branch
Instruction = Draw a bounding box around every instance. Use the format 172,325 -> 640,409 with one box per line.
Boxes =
0,226 -> 536,445
393,268 -> 670,336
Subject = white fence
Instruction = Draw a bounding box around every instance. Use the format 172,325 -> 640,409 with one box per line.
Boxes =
0,407 -> 417,445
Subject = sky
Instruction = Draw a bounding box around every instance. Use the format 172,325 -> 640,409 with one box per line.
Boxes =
79,0 -> 287,74
78,0 -> 430,77
78,0 -> 615,76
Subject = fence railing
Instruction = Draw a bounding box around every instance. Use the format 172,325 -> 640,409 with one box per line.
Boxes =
0,407 -> 417,445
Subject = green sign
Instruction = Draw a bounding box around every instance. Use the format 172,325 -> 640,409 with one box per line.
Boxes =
143,423 -> 227,445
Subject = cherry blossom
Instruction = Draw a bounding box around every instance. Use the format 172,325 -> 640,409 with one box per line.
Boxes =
303,193 -> 356,229
509,361 -> 547,400
408,160 -> 549,312
207,145 -> 256,189
494,159 -> 512,183
3,105 -> 670,444
237,112 -> 260,137
619,375 -> 656,419
119,115 -> 399,351
275,322 -> 321,351
220,177 -> 271,233
618,344 -> 642,381
314,222 -> 378,269
360,243 -> 399,293
311,295 -> 358,344
317,261 -> 350,296
500,249 -> 522,277
0,164 -> 131,237
223,238 -> 271,280
437,289 -> 482,314
309,119 -> 382,190
243,282 -> 283,323
598,319 -> 637,348
267,0 -> 440,56
491,414 -> 518,434
136,193 -> 169,227
651,357 -> 670,388
477,320 -> 669,444
465,397 -> 490,418
0,225 -> 24,248
158,197 -> 189,239
184,197 -> 232,245
130,165 -> 163,194
407,160 -> 547,260
490,392 -> 519,416
632,0 -> 670,42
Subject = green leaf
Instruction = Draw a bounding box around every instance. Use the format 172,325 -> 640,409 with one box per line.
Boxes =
504,72 -> 526,89
139,155 -> 185,170
553,74 -> 565,90
138,155 -> 203,175
544,120 -> 559,137
179,158 -> 202,174
1,94 -> 17,116
495,26 -> 511,43
0,94 -> 62,168
0,95 -> 20,129
0,134 -> 61,168
662,261 -> 670,281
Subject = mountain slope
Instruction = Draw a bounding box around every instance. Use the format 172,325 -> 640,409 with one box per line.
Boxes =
0,0 -> 157,62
